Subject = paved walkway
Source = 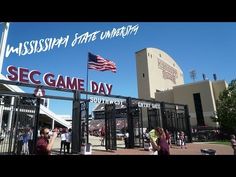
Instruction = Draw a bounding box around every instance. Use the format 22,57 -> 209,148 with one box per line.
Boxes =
51,136 -> 234,155
92,143 -> 233,155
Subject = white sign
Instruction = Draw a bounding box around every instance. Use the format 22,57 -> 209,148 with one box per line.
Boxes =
34,88 -> 45,97
5,24 -> 139,58
138,102 -> 160,109
89,97 -> 124,106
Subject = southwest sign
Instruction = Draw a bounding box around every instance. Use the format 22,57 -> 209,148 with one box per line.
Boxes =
89,97 -> 123,105
6,65 -> 113,95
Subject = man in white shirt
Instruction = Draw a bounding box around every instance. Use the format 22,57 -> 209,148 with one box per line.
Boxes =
60,128 -> 67,154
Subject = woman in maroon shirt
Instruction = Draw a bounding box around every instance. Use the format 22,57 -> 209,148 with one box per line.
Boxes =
156,128 -> 170,155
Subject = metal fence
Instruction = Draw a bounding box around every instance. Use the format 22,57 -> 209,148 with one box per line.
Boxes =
0,95 -> 39,155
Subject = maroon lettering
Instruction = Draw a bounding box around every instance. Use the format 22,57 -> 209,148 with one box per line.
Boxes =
98,83 -> 106,95
43,73 -> 55,87
66,77 -> 77,90
6,65 -> 110,93
91,81 -> 98,93
162,70 -> 176,84
56,75 -> 66,88
19,67 -> 29,83
106,84 -> 112,95
77,79 -> 84,91
29,70 -> 41,84
6,65 -> 18,81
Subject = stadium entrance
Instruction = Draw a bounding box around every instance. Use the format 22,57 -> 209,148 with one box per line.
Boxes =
0,79 -> 192,155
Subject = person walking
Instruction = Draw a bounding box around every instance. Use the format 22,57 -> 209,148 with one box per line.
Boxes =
22,128 -> 30,155
60,128 -> 67,154
180,131 -> 187,149
100,127 -> 105,146
66,128 -> 72,154
124,130 -> 129,148
230,134 -> 236,155
148,127 -> 159,154
156,128 -> 170,155
28,127 -> 34,154
165,129 -> 172,148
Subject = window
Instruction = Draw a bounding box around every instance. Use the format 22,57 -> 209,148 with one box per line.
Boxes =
193,93 -> 205,126
159,54 -> 162,57
143,73 -> 145,77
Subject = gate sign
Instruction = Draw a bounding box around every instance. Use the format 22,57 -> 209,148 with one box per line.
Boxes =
89,96 -> 124,105
34,87 -> 45,97
138,102 -> 160,109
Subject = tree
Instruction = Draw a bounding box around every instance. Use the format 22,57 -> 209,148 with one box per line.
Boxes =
213,79 -> 236,135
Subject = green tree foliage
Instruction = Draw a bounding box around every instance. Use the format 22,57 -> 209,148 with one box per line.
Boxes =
213,79 -> 236,135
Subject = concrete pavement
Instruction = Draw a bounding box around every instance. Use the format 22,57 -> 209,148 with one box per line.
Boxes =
51,136 -> 234,155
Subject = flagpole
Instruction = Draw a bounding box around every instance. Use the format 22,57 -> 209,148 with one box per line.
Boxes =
85,52 -> 89,144
86,53 -> 89,100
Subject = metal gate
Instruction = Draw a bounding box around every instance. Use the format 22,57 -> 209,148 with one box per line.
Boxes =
80,101 -> 89,144
131,106 -> 144,147
161,103 -> 192,143
125,98 -> 145,148
105,104 -> 116,150
0,94 -> 40,155
147,108 -> 161,131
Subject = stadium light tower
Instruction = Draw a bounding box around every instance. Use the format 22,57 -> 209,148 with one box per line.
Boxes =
0,22 -> 10,74
189,69 -> 197,82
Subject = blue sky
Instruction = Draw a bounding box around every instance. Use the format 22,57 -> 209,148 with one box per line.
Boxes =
1,22 -> 236,115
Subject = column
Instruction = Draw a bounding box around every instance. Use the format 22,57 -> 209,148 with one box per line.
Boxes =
52,119 -> 55,130
7,97 -> 15,131
0,97 -> 4,132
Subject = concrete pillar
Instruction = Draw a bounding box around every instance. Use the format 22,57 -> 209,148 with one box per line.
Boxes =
0,107 -> 3,132
72,91 -> 81,154
52,119 -> 55,130
141,107 -> 148,128
7,97 -> 15,131
0,22 -> 10,74
0,97 -> 4,132
158,108 -> 163,128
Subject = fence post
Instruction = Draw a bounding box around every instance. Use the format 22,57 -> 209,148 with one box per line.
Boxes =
126,97 -> 134,148
71,90 -> 81,154
32,97 -> 41,154
85,101 -> 89,144
160,102 -> 166,129
184,105 -> 192,143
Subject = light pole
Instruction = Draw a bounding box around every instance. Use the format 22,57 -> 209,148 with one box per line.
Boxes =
189,69 -> 196,82
0,22 -> 10,74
